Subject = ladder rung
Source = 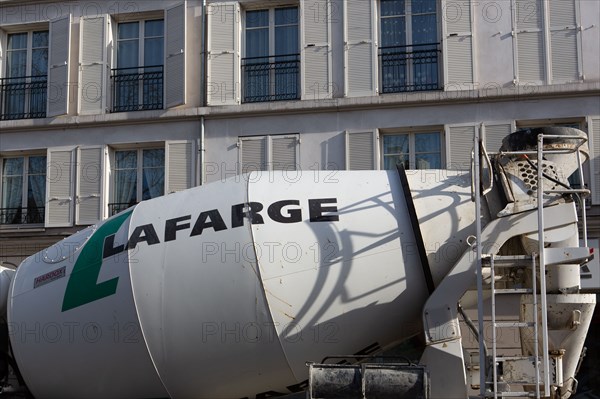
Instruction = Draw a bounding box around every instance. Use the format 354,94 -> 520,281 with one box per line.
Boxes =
495,355 -> 539,362
494,321 -> 535,328
493,288 -> 534,294
497,391 -> 537,397
482,255 -> 534,267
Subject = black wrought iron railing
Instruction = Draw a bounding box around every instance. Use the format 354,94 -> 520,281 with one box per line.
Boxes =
242,54 -> 300,103
0,76 -> 47,120
379,43 -> 441,93
111,66 -> 164,112
0,207 -> 45,225
108,202 -> 138,216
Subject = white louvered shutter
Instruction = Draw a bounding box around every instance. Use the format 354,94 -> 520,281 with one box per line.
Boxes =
447,124 -> 477,170
0,28 -> 6,80
444,0 -> 474,88
346,131 -> 377,170
302,0 -> 332,99
589,117 -> 600,204
240,137 -> 267,173
549,0 -> 580,83
514,0 -> 545,83
207,2 -> 240,105
48,15 -> 71,117
484,123 -> 514,153
76,146 -> 104,225
272,135 -> 299,171
166,141 -> 194,193
46,147 -> 75,227
165,2 -> 186,108
79,15 -> 108,115
344,0 -> 376,97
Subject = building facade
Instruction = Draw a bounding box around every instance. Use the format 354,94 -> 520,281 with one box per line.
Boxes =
0,0 -> 599,268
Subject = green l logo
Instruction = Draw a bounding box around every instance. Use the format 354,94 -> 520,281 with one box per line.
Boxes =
62,210 -> 133,312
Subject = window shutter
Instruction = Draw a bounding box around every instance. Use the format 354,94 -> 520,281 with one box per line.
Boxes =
48,15 -> 72,117
344,0 -> 376,97
79,15 -> 108,115
272,135 -> 299,171
76,146 -> 104,225
549,0 -> 580,83
165,2 -> 186,108
444,0 -> 474,87
483,123 -> 514,153
514,0 -> 546,83
346,131 -> 377,170
447,124 -> 476,170
207,2 -> 240,105
589,117 -> 600,205
240,137 -> 267,173
46,147 -> 75,227
166,140 -> 194,193
302,0 -> 332,99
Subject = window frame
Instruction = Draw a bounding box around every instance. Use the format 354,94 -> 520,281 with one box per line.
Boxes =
241,4 -> 300,103
0,153 -> 47,226
380,128 -> 445,170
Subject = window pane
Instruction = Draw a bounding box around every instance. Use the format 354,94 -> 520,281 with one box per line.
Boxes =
275,25 -> 298,55
119,22 -> 139,40
412,14 -> 437,45
381,0 -> 406,16
246,10 -> 269,28
116,150 -> 137,169
32,48 -> 49,76
416,153 -> 441,169
384,134 -> 409,154
28,156 -> 47,175
2,158 -> 24,210
143,149 -> 165,168
3,158 -> 24,176
32,31 -> 49,48
381,17 -> 406,47
275,7 -> 298,25
145,20 -> 164,37
117,40 -> 139,68
27,174 -> 46,219
6,49 -> 27,78
144,37 -> 164,66
246,27 -> 269,58
142,168 -> 164,200
114,170 -> 137,205
415,132 -> 441,152
8,33 -> 27,50
412,0 -> 436,14
384,154 -> 409,170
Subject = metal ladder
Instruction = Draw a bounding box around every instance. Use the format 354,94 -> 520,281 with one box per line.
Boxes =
473,131 -> 590,398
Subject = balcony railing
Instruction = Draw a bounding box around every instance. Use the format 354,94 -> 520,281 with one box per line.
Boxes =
111,66 -> 163,113
242,54 -> 300,103
108,202 -> 138,216
0,207 -> 45,225
379,43 -> 441,93
0,76 -> 47,120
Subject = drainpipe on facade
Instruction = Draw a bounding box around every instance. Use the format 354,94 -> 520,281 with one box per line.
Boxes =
199,0 -> 208,186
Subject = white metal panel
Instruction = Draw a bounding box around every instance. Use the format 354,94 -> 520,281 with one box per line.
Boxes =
240,137 -> 267,173
346,130 -> 377,170
590,117 -> 600,204
271,135 -> 299,171
207,2 -> 240,105
76,146 -> 104,225
344,0 -> 376,97
484,123 -> 513,153
517,31 -> 545,82
47,15 -> 71,117
447,124 -> 476,170
79,15 -> 108,115
165,2 -> 186,108
46,147 -> 75,227
302,0 -> 332,99
166,140 -> 194,193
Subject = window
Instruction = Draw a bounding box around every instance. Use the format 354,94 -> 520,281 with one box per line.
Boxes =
382,131 -> 442,170
242,7 -> 299,103
112,19 -> 164,112
109,148 -> 165,215
239,135 -> 299,173
1,155 -> 46,224
379,0 -> 440,93
1,30 -> 48,120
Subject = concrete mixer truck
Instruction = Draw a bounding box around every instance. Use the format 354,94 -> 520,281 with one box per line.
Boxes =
0,127 -> 596,399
